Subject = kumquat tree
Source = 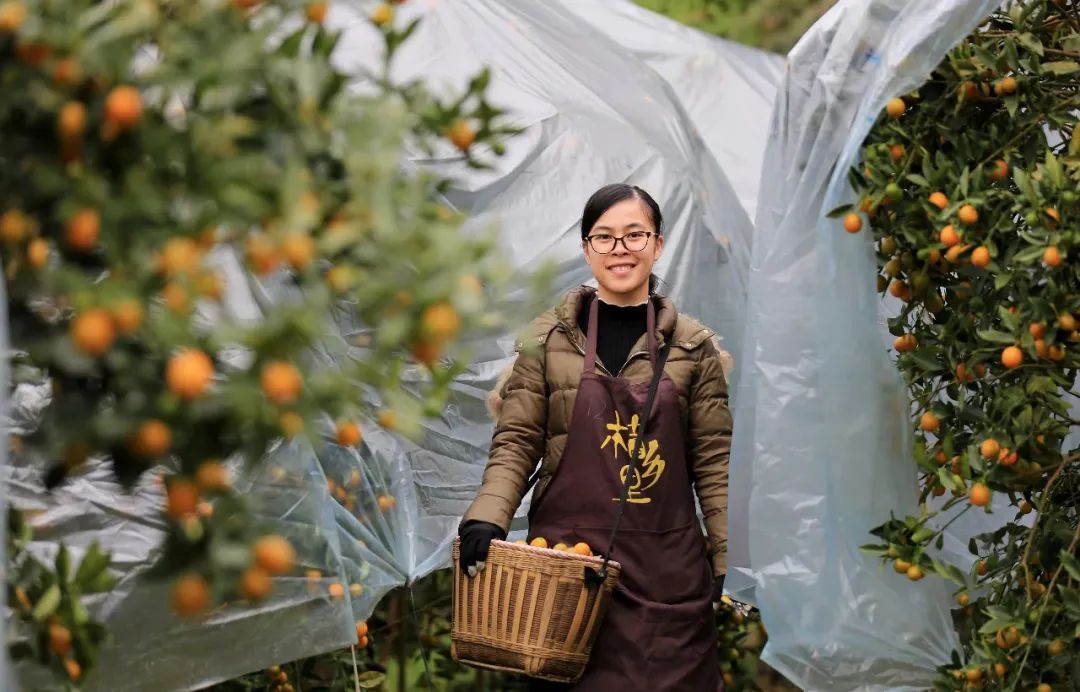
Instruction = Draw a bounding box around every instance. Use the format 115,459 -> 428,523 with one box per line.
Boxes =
0,0 -> 537,688
844,0 -> 1080,689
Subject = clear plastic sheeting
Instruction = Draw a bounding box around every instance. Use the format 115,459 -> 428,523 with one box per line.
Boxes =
2,2 -> 784,689
329,0 -> 781,554
734,0 -> 1004,689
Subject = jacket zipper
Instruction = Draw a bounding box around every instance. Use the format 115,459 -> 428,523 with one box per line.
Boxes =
558,321 -> 667,378
555,322 -> 614,377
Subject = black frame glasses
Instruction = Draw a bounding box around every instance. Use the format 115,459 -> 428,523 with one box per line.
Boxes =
585,231 -> 654,254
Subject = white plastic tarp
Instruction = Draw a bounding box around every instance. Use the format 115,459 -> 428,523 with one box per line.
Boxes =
735,0 -> 1005,689
1,2 -> 783,689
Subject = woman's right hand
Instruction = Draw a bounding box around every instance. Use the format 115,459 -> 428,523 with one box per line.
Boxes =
458,521 -> 506,577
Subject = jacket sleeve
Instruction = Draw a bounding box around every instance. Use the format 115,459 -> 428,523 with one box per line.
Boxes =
688,339 -> 732,577
461,347 -> 548,533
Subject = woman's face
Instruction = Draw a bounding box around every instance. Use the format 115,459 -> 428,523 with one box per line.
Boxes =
582,198 -> 663,305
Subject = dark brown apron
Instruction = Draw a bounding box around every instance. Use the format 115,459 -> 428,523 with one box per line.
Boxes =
527,297 -> 719,691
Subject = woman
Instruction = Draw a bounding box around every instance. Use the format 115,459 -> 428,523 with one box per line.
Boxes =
459,183 -> 732,691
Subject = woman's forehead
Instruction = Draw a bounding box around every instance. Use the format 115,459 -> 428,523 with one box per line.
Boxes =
592,198 -> 653,230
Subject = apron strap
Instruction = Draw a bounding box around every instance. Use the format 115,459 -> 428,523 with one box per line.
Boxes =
646,298 -> 657,367
583,294 -> 600,375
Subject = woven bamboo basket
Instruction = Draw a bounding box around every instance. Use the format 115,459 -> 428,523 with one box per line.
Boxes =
450,538 -> 621,683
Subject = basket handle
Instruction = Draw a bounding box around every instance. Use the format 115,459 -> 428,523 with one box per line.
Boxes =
584,339 -> 671,589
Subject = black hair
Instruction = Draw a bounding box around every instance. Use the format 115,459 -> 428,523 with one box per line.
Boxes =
580,183 -> 664,295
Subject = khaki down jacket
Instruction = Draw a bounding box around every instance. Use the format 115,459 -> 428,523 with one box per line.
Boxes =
462,286 -> 733,577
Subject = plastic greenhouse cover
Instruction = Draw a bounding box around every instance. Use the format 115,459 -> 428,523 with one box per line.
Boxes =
734,0 -> 1007,689
1,1 -> 782,689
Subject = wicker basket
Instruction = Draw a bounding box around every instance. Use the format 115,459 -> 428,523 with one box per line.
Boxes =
451,538 -> 621,683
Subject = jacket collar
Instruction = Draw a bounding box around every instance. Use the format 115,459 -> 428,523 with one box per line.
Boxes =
555,285 -> 677,346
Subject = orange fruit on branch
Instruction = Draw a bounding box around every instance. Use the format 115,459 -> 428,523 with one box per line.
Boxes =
158,237 -> 202,277
994,76 -> 1018,95
129,419 -> 172,458
162,282 -> 190,313
195,460 -> 229,491
1000,346 -> 1023,369
281,232 -> 315,270
970,246 -> 990,268
27,238 -> 48,268
885,98 -> 906,118
447,119 -> 476,152
172,573 -> 210,618
919,411 -> 940,433
370,3 -> 393,25
305,2 -> 328,23
111,300 -> 144,335
239,566 -> 272,601
939,224 -> 960,247
842,213 -> 863,233
65,208 -> 100,252
57,101 -> 87,140
64,659 -> 81,681
104,85 -> 142,130
969,483 -> 991,507
1043,246 -> 1063,268
71,309 -> 116,357
957,204 -> 978,225
928,192 -> 948,210
52,57 -> 81,88
979,439 -> 999,460
988,159 -> 1009,182
1029,322 -> 1046,339
335,421 -> 362,446
0,1 -> 27,33
253,535 -> 296,575
166,478 -> 200,519
48,623 -> 72,656
166,348 -> 215,400
261,361 -> 303,405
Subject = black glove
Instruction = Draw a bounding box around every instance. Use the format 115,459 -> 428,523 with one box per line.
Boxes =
712,574 -> 726,609
458,520 -> 506,578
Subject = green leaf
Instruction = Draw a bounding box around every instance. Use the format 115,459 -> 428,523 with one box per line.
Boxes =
1060,550 -> 1080,582
75,543 -> 110,587
931,558 -> 968,586
994,273 -> 1013,290
998,306 -> 1020,333
1013,244 -> 1047,264
1042,60 -> 1080,76
357,671 -> 386,688
1005,94 -> 1019,118
976,329 -> 1017,345
909,348 -> 945,373
905,173 -> 930,188
826,203 -> 854,218
32,584 -> 61,623
55,545 -> 71,582
1017,32 -> 1044,57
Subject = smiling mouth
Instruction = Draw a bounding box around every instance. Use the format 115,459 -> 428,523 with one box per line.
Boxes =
607,264 -> 636,274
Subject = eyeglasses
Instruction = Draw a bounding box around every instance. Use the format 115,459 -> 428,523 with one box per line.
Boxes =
585,231 -> 654,254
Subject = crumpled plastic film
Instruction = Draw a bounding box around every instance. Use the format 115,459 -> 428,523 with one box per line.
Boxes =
735,0 -> 1004,689
2,1 -> 785,688
330,0 -> 782,564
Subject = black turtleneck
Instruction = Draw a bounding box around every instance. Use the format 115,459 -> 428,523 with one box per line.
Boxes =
577,296 -> 652,375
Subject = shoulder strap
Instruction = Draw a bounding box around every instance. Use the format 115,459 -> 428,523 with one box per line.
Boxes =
584,340 -> 671,588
